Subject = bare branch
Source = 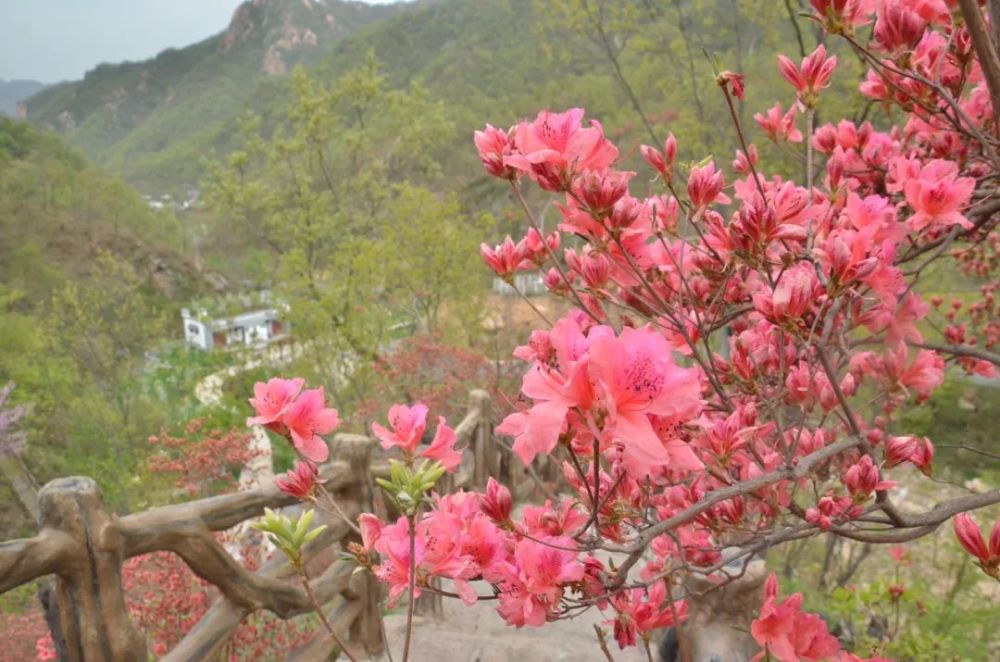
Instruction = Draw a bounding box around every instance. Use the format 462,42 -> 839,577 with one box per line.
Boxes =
959,0 -> 1000,131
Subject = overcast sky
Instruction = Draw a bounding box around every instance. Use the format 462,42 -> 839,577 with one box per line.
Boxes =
0,0 -> 404,83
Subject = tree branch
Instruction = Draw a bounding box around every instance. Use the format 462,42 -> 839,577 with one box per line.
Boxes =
607,435 -> 863,586
913,341 -> 1000,367
959,0 -> 1000,132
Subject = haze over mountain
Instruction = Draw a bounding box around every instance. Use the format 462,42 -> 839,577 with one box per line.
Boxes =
0,80 -> 47,116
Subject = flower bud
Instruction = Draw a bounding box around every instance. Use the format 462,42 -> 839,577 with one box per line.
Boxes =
480,477 -> 513,524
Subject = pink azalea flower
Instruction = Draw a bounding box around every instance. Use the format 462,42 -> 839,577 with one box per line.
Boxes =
903,159 -> 975,231
371,516 -> 424,606
640,144 -> 667,178
474,123 -> 518,179
497,315 -> 594,465
815,230 -> 879,288
778,44 -> 837,106
687,161 -> 730,209
873,0 -> 926,54
813,119 -> 861,153
480,477 -> 513,524
372,403 -> 429,454
496,536 -> 584,628
420,510 -> 474,583
898,349 -> 945,401
810,0 -> 876,29
752,262 -> 823,325
522,227 -> 561,265
283,387 -> 339,463
358,513 -> 384,551
572,170 -> 633,218
755,103 -> 803,143
717,70 -> 746,100
607,581 -> 686,649
246,377 -> 305,434
953,512 -> 1000,577
275,460 -> 320,501
481,236 -> 531,280
421,417 -> 462,471
843,192 -> 905,245
588,325 -> 703,478
884,435 -> 934,475
751,573 -> 841,661
861,291 -> 928,350
842,455 -> 895,501
519,499 -> 589,538
507,108 -> 618,191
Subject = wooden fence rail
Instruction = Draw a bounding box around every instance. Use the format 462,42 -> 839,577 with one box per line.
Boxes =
0,390 -> 503,661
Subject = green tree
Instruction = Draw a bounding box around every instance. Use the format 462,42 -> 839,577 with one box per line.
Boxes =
205,57 -> 493,417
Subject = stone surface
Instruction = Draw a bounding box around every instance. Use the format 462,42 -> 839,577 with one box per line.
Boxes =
380,587 -> 648,662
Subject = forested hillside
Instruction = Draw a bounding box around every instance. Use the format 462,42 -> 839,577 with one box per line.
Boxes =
23,0 -> 401,191
0,117 -> 215,530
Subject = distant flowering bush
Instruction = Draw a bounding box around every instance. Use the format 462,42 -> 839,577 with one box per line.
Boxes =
147,418 -> 257,496
247,2 -> 1000,660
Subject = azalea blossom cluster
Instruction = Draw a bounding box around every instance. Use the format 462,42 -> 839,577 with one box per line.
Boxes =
751,573 -> 892,662
465,0 -> 1000,655
244,1 -> 1000,659
247,377 -> 340,463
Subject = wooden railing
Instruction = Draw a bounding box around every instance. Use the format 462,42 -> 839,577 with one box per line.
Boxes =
0,390 -> 503,661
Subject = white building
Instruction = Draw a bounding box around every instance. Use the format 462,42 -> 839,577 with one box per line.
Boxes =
181,306 -> 287,351
492,273 -> 547,296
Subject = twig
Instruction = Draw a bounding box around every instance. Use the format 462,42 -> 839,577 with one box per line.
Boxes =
297,562 -> 359,662
402,514 -> 417,662
593,624 -> 617,662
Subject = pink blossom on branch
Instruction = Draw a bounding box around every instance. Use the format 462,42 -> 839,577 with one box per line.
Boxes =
372,404 -> 463,471
372,403 -> 429,454
754,103 -> 803,143
480,236 -> 530,281
473,123 -> 518,179
777,44 -> 838,107
901,159 -> 975,232
751,573 -> 841,661
283,387 -> 339,463
275,460 -> 320,501
247,379 -> 337,462
498,319 -> 703,479
953,512 -> 1000,578
246,377 -> 304,434
505,108 -> 618,191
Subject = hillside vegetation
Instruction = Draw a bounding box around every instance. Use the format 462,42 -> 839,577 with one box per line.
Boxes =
24,0 -> 400,191
0,117 -> 213,530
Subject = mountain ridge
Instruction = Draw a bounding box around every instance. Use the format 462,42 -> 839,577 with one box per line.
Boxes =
23,0 -> 404,190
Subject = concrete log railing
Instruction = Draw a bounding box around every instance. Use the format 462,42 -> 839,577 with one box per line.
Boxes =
0,390 -> 501,660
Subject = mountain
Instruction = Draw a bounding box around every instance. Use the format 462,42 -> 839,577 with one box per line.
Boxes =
0,116 -> 205,305
0,80 -> 47,116
24,0 -> 403,192
23,0 -> 587,192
